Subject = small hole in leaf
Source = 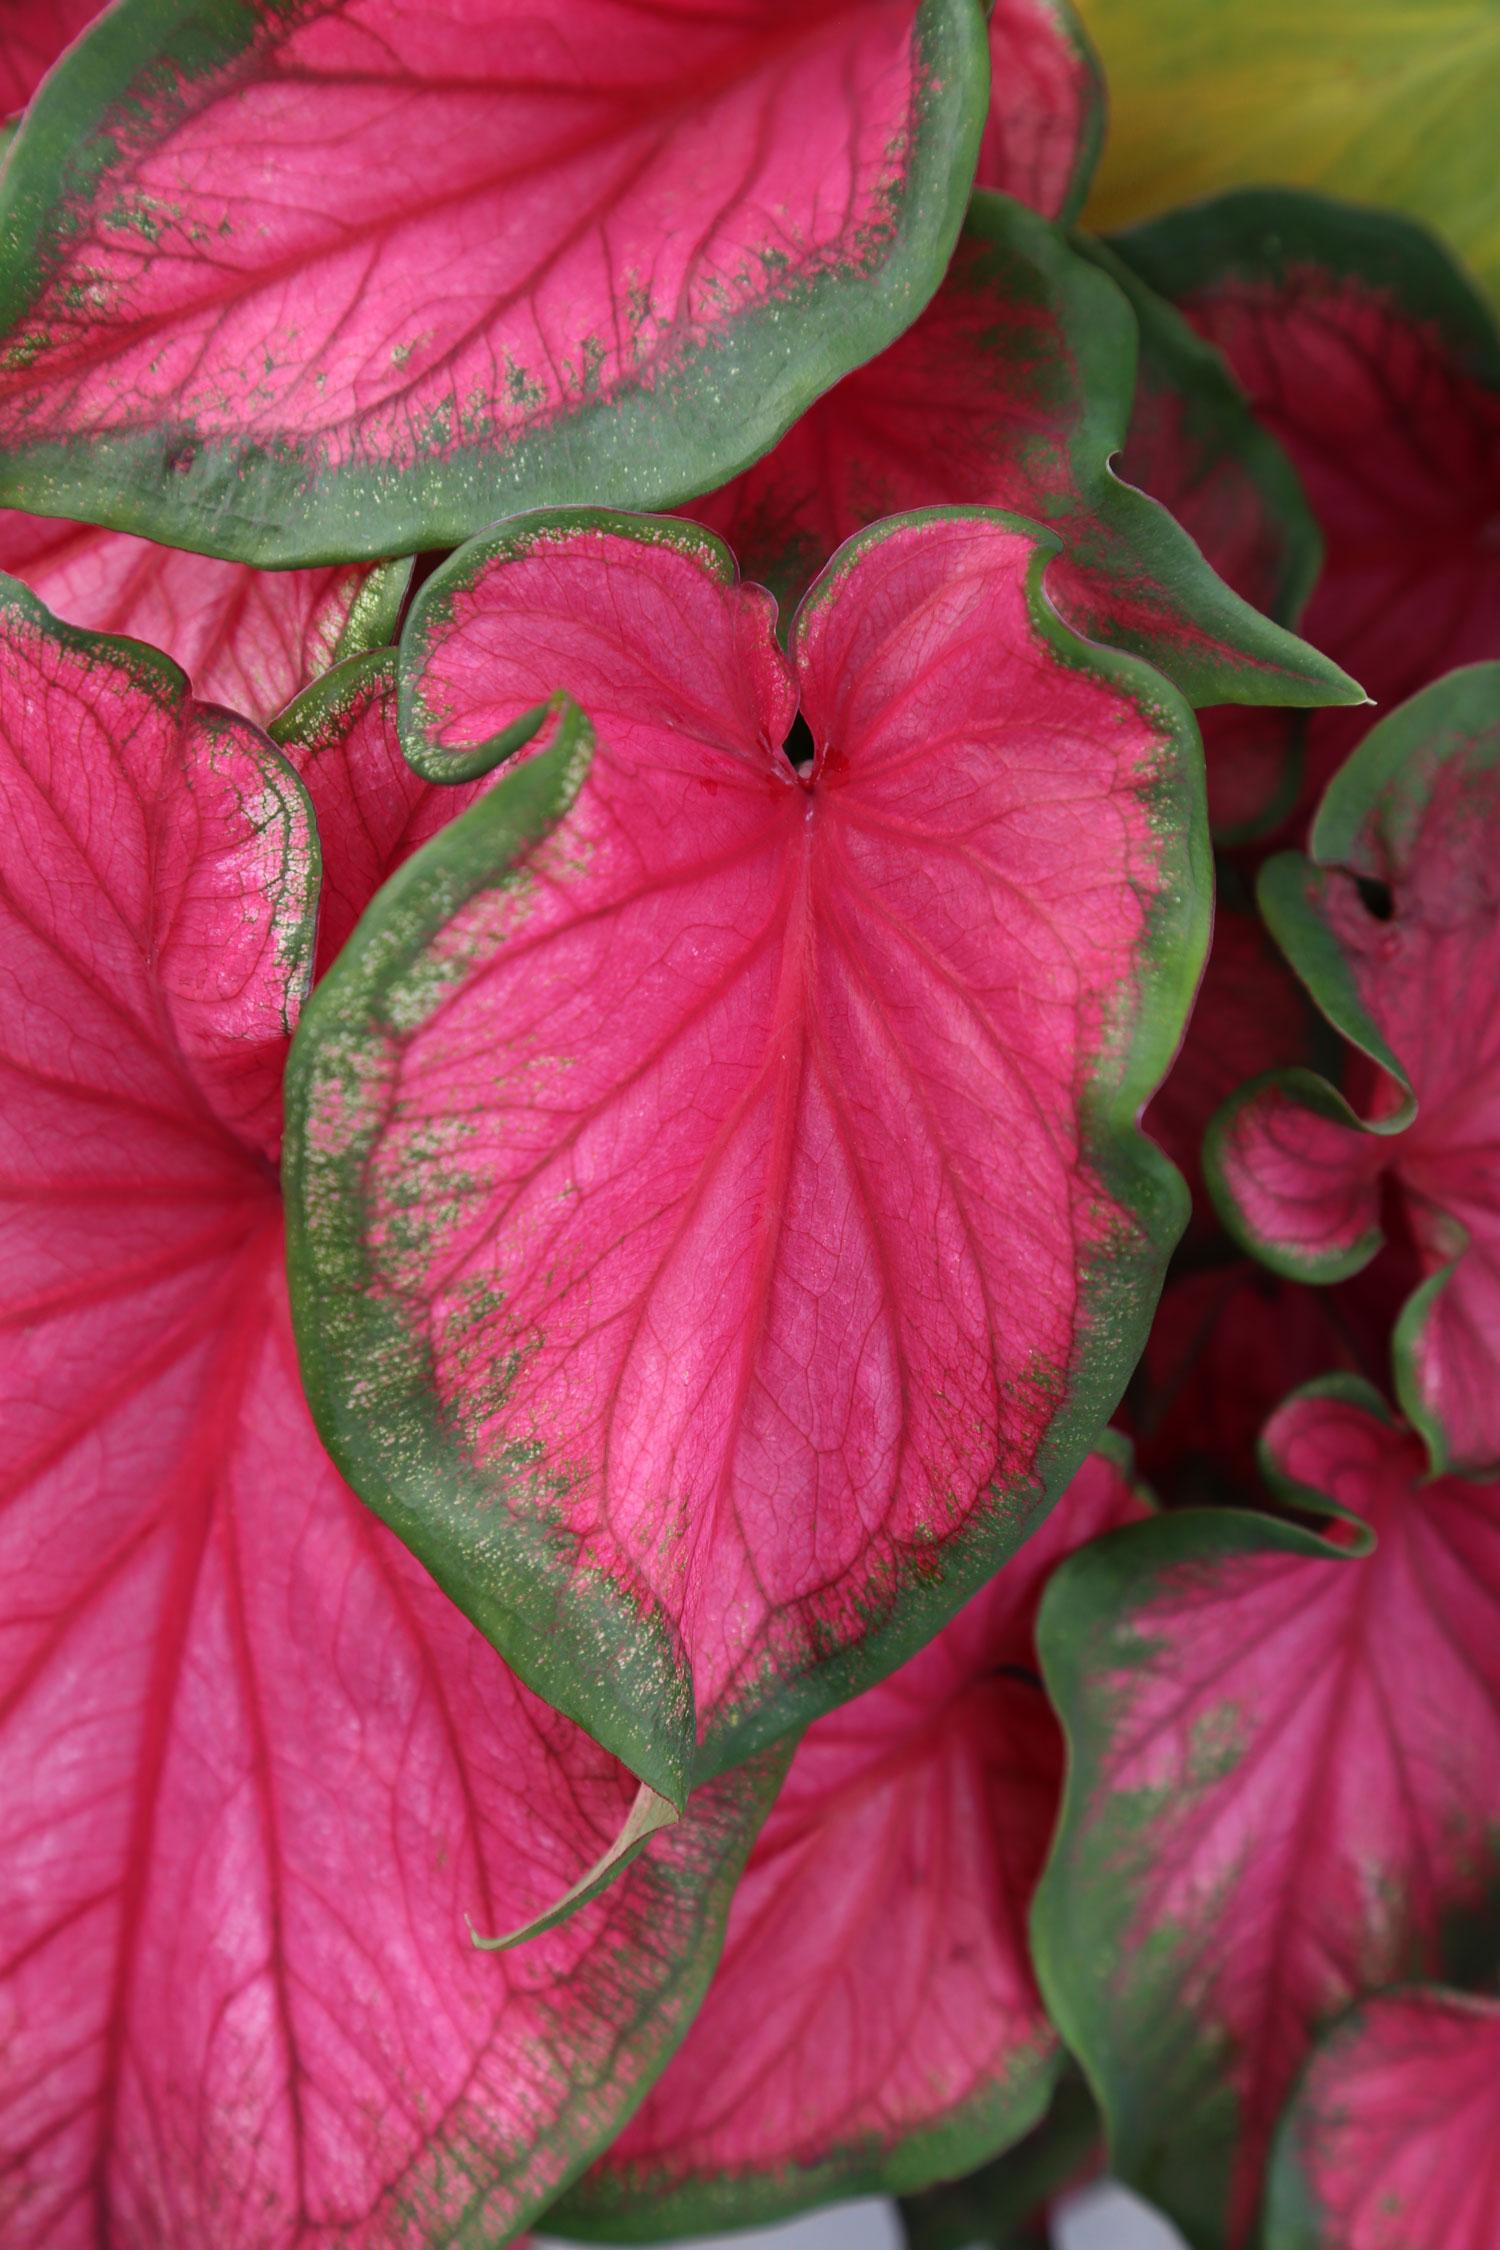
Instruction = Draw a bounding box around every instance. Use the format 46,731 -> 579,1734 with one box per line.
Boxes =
783,710 -> 816,772
165,440 -> 197,476
1355,875 -> 1395,922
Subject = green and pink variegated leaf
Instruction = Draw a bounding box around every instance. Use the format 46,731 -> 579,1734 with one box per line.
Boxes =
557,1447 -> 1145,2237
1267,1991 -> 1500,2250
0,509 -> 409,721
0,0 -> 104,113
0,0 -> 987,563
979,0 -> 1101,224
685,191 -> 1359,711
1209,665 -> 1500,1474
898,2073 -> 1100,2250
285,506 -> 1208,1798
1034,1379 -> 1500,2250
0,583 -> 778,2248
1119,191 -> 1500,826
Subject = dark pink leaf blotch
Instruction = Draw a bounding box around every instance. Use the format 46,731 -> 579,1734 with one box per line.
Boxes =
0,0 -> 103,113
0,0 -> 987,562
1035,1382 -> 1500,2250
1121,192 -> 1500,826
1267,1991 -> 1500,2250
1210,667 -> 1500,1474
685,194 -> 1355,710
977,0 -> 1101,223
562,1448 -> 1145,2230
0,586 -> 775,2247
0,510 -> 409,723
287,507 -> 1206,1795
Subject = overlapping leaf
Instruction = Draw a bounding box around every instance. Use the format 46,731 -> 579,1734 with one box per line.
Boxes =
1267,1991 -> 1500,2250
1035,1380 -> 1500,2250
0,0 -> 103,114
285,506 -> 1208,1798
0,0 -> 987,562
557,1447 -> 1143,2237
0,509 -> 409,720
0,590 -> 775,2247
1074,0 -> 1500,304
978,0 -> 1101,223
1121,191 -> 1500,822
1210,666 -> 1500,1474
685,191 -> 1358,711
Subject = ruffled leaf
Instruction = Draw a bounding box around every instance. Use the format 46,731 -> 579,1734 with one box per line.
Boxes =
556,1448 -> 1144,2236
1267,1991 -> 1500,2250
0,583 -> 777,2246
1035,1380 -> 1500,2250
0,510 -> 409,722
0,0 -> 987,562
1071,1 -> 1500,305
1120,191 -> 1500,822
285,506 -> 1208,1797
978,0 -> 1102,224
1209,665 -> 1500,1474
686,191 -> 1359,710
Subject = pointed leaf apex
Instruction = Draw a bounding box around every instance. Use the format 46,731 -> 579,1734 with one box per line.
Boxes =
469,1783 -> 681,1952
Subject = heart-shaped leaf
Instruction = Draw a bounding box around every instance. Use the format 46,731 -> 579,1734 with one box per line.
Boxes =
0,0 -> 987,564
1034,1378 -> 1500,2250
684,191 -> 1360,710
0,583 -> 777,2246
285,506 -> 1208,1798
1267,1990 -> 1500,2250
1119,192 -> 1500,824
1209,665 -> 1500,1475
0,0 -> 103,112
978,0 -> 1101,224
556,1446 -> 1145,2237
0,509 -> 409,722
1069,1 -> 1500,306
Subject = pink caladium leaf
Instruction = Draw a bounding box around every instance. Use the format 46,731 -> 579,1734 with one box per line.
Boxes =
685,192 -> 1359,712
284,506 -> 1209,1799
1033,1378 -> 1500,2250
556,1446 -> 1146,2235
1266,1990 -> 1500,2250
0,509 -> 410,722
1118,191 -> 1500,825
0,586 -> 780,2247
0,0 -> 104,114
978,0 -> 1102,224
1209,665 -> 1500,1475
0,0 -> 988,565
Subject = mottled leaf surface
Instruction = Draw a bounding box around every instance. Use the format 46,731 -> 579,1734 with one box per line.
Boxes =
1121,191 -> 1500,821
1267,1990 -> 1500,2250
559,1449 -> 1144,2236
687,193 -> 1356,709
1074,0 -> 1500,304
0,509 -> 408,721
286,506 -> 1207,1797
0,583 -> 774,2247
0,0 -> 104,113
978,0 -> 1101,224
0,0 -> 987,562
1210,667 -> 1500,1474
1035,1381 -> 1500,2250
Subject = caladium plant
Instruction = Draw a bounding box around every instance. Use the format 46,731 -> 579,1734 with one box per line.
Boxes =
1210,666 -> 1500,1476
1120,191 -> 1500,831
0,0 -> 103,113
284,504 -> 1209,1799
684,189 -> 1359,713
0,0 -> 989,562
976,0 -> 1101,225
0,581 -> 781,2246
1266,1989 -> 1500,2250
0,509 -> 410,721
1035,1378 -> 1500,2250
556,1445 -> 1144,2235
